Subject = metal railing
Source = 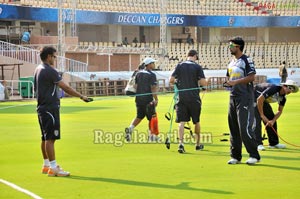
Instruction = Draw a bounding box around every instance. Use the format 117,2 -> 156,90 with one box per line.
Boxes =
0,41 -> 88,73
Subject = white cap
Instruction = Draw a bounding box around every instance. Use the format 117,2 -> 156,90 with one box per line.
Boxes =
280,80 -> 299,93
143,57 -> 157,65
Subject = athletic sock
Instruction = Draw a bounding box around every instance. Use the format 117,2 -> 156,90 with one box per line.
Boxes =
129,124 -> 135,131
43,159 -> 50,167
50,160 -> 57,169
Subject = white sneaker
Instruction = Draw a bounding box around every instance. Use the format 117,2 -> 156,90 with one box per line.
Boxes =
257,145 -> 266,151
48,165 -> 70,177
246,157 -> 260,165
269,143 -> 286,149
227,158 -> 241,164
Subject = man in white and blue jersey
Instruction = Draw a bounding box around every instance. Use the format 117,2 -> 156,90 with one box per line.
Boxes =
254,80 -> 299,151
225,37 -> 260,165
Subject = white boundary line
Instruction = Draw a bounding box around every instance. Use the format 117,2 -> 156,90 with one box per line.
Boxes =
0,103 -> 34,110
0,179 -> 43,199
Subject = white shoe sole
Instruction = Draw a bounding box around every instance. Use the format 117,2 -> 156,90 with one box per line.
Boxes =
246,159 -> 260,165
227,159 -> 241,164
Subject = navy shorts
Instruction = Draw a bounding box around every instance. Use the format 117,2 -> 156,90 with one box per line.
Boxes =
175,100 -> 201,124
136,104 -> 154,121
38,109 -> 61,141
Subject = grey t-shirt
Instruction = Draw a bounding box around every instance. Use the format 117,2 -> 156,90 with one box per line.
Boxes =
226,54 -> 256,98
254,83 -> 286,106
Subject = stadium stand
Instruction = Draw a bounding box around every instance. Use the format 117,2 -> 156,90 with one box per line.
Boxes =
1,0 -> 300,97
1,0 -> 299,16
136,42 -> 300,70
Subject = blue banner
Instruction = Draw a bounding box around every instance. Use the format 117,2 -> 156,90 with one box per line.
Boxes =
0,4 -> 300,27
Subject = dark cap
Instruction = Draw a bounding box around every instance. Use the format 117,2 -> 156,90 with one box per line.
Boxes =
187,49 -> 199,60
229,36 -> 244,46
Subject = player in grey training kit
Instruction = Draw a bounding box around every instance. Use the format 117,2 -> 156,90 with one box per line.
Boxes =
254,80 -> 299,151
225,37 -> 260,165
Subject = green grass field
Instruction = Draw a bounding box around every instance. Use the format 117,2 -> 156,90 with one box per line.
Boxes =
1,91 -> 300,199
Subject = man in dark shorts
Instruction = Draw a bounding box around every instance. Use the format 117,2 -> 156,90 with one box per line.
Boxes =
169,49 -> 207,153
225,37 -> 260,165
279,61 -> 288,83
34,46 -> 91,177
254,80 -> 299,151
125,57 -> 158,142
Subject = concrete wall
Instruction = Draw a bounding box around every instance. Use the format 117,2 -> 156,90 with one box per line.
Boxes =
30,35 -> 78,45
66,53 -> 141,72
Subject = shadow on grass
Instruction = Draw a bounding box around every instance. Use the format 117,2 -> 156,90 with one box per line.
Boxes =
256,163 -> 300,171
67,175 -> 234,195
61,106 -> 113,114
260,154 -> 300,161
266,148 -> 300,153
0,105 -> 112,114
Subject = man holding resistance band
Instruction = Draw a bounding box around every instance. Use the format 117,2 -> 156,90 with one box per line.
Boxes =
254,80 -> 299,151
125,57 -> 158,142
35,46 -> 91,177
169,49 -> 207,153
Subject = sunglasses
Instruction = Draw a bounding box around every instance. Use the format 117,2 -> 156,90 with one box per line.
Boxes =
228,43 -> 239,48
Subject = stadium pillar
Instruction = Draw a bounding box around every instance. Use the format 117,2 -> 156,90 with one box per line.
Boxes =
209,28 -> 221,43
108,25 -> 122,44
257,28 -> 269,43
57,0 -> 66,72
159,0 -> 168,70
70,0 -> 77,37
